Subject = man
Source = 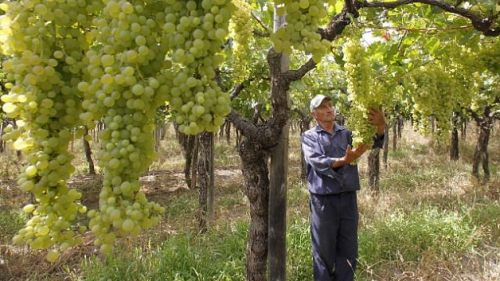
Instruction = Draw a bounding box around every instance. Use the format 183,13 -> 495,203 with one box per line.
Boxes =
301,94 -> 386,281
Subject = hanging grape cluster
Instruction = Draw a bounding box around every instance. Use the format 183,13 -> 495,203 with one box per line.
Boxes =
271,0 -> 333,62
78,0 -> 170,254
404,64 -> 469,141
0,0 -> 236,261
0,0 -> 101,262
343,37 -> 386,149
163,0 -> 234,135
229,0 -> 253,83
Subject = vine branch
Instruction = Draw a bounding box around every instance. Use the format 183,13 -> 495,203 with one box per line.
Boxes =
356,0 -> 500,36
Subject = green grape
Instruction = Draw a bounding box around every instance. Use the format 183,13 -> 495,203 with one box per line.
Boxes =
343,36 -> 387,161
80,0 -> 166,254
403,64 -> 471,143
162,0 -> 234,135
229,0 -> 253,83
271,0 -> 331,62
0,0 -> 97,262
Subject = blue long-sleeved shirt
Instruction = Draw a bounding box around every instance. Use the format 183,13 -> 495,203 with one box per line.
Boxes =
301,123 -> 384,194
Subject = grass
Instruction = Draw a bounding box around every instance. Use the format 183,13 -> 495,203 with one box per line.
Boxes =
82,222 -> 247,281
0,209 -> 26,244
0,122 -> 499,280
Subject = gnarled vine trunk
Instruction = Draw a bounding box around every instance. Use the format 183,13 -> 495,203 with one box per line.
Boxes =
472,110 -> 493,182
174,122 -> 199,188
239,139 -> 270,281
392,120 -> 397,151
0,119 -> 6,153
450,122 -> 459,161
397,117 -> 403,139
296,109 -> 311,179
197,132 -> 214,233
83,126 -> 95,175
368,147 -> 380,192
383,125 -> 389,169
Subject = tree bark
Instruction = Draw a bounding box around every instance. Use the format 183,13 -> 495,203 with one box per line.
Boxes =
219,120 -> 226,142
154,124 -> 161,152
0,119 -> 5,153
236,129 -> 242,148
83,126 -> 95,175
397,117 -> 403,139
174,122 -> 198,188
296,110 -> 311,179
392,121 -> 397,151
450,120 -> 459,161
160,123 -> 168,140
197,132 -> 213,233
252,104 -> 263,125
226,119 -> 231,144
461,121 -> 467,140
383,125 -> 389,170
368,147 -> 380,192
239,139 -> 269,281
190,135 -> 199,190
472,111 -> 493,182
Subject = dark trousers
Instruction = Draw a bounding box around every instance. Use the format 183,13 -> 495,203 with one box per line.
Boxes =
310,191 -> 359,281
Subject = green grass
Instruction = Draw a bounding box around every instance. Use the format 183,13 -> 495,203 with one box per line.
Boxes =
82,222 -> 247,281
359,206 -> 481,266
468,200 -> 500,241
0,209 -> 26,244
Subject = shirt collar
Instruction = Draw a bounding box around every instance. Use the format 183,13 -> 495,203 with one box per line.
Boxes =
314,123 -> 345,134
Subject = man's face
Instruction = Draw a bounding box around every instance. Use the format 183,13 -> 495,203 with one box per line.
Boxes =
311,99 -> 335,123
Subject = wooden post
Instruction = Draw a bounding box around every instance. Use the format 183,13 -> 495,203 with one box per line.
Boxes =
268,10 -> 288,281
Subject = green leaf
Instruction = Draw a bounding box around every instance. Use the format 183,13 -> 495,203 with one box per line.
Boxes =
425,37 -> 440,53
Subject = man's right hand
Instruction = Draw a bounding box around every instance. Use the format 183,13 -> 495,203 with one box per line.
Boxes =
332,144 -> 370,168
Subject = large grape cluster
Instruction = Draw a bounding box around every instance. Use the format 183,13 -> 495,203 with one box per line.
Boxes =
271,0 -> 332,62
0,0 -> 236,261
162,0 -> 234,135
343,37 -> 384,149
0,0 -> 99,262
404,65 -> 469,141
229,0 -> 253,83
79,0 -> 167,254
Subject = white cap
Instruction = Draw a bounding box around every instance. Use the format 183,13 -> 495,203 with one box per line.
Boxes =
310,94 -> 332,112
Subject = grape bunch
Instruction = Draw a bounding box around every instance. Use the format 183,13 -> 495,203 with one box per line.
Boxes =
79,0 -> 167,254
0,0 -> 100,262
343,37 -> 384,149
271,0 -> 332,62
229,0 -> 253,83
404,64 -> 468,141
162,0 -> 234,135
